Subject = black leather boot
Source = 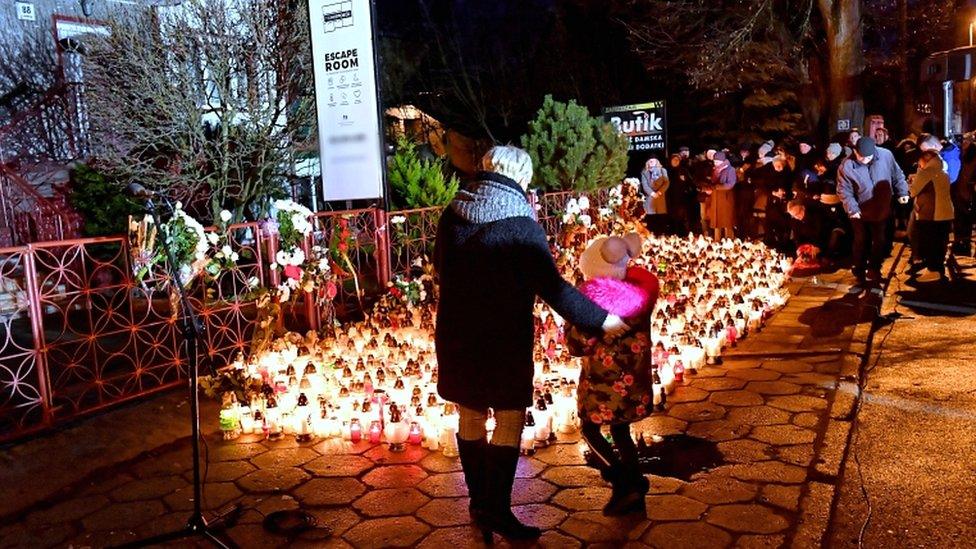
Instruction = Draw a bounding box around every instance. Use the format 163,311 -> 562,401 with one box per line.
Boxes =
479,444 -> 542,543
456,435 -> 488,524
603,463 -> 648,517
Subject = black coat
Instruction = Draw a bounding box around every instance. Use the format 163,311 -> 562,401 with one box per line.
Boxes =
434,173 -> 607,410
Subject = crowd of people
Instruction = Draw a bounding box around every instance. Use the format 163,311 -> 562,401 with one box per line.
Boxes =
639,127 -> 975,285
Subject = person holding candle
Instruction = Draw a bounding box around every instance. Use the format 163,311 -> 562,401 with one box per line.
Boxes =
567,233 -> 660,516
434,145 -> 628,542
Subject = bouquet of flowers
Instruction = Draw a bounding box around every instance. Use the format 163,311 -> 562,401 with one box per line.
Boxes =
561,196 -> 593,227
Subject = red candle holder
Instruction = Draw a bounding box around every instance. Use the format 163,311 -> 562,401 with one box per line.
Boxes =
369,420 -> 382,444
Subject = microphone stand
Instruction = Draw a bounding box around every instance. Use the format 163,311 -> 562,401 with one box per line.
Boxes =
118,195 -> 237,548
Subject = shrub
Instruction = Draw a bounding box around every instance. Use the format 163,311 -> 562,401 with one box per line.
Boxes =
69,163 -> 142,236
387,136 -> 460,209
520,95 -> 629,192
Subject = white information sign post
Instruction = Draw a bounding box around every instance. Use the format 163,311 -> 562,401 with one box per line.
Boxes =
308,0 -> 385,202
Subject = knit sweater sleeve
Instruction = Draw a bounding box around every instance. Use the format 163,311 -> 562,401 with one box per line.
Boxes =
516,219 -> 608,333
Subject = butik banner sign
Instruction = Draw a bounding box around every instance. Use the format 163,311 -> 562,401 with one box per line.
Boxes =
603,101 -> 668,154
309,0 -> 385,202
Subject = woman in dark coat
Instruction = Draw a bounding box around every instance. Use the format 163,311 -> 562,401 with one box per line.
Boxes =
435,145 -> 626,543
666,153 -> 695,234
707,151 -> 737,239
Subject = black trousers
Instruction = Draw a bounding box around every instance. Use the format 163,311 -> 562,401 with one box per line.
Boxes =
917,220 -> 951,274
581,420 -> 637,471
644,214 -> 670,235
952,186 -> 973,255
851,218 -> 888,277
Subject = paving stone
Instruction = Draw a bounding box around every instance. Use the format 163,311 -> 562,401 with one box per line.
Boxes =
814,420 -> 851,478
792,412 -> 821,428
668,401 -> 727,422
709,390 -> 766,407
415,526 -> 487,548
551,486 -> 613,511
293,477 -> 365,505
251,447 -> 320,469
726,368 -> 783,382
237,467 -> 310,493
516,456 -> 548,478
692,377 -> 749,391
541,465 -> 604,487
726,406 -> 792,426
668,385 -> 710,403
69,529 -> 141,548
644,494 -> 709,521
830,382 -> 858,420
690,366 -> 727,378
24,494 -> 109,528
260,437 -> 304,450
686,419 -> 751,442
343,516 -> 430,548
642,521 -> 732,549
632,414 -> 689,436
511,478 -> 559,505
205,460 -> 257,482
721,359 -> 763,370
227,522 -> 290,547
767,395 -> 829,413
534,442 -> 586,465
165,481 -> 242,511
762,361 -> 814,374
791,481 -> 834,548
15,522 -> 74,547
559,510 -> 650,542
361,465 -> 428,488
130,450 -> 191,478
353,487 -> 429,517
680,476 -> 758,504
82,500 -> 166,531
291,534 -> 354,548
305,507 -> 365,537
705,504 -> 790,534
513,503 -> 569,530
781,372 -> 839,386
775,444 -> 815,467
76,473 -> 136,497
134,510 -> 189,538
727,461 -> 807,484
418,452 -> 462,473
746,381 -> 802,396
648,474 -> 686,494
312,439 -> 374,455
417,472 -> 468,498
363,444 -> 428,465
415,497 -> 472,527
211,442 -> 268,462
750,425 -> 817,446
250,494 -> 300,516
815,361 -> 842,375
759,484 -> 802,512
108,475 -> 186,502
717,439 -> 775,463
304,454 -> 375,477
534,530 -> 584,548
737,534 -> 787,548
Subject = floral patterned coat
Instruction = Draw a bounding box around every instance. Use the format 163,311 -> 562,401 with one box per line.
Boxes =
568,267 -> 659,425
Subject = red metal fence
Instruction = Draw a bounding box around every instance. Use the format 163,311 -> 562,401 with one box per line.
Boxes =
0,212 -> 386,443
0,191 -> 614,443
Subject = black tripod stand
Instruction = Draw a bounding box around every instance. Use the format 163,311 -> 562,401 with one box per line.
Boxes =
119,185 -> 237,548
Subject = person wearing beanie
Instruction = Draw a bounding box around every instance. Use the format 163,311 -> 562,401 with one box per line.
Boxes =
837,137 -> 910,286
434,145 -> 629,543
706,151 -> 737,240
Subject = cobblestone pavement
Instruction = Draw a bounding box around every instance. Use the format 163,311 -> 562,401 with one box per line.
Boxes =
0,274 -> 871,549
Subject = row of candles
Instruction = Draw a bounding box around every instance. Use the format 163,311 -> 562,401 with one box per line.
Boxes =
216,234 -> 792,456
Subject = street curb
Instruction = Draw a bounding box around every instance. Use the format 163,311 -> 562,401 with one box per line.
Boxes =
793,243 -> 908,548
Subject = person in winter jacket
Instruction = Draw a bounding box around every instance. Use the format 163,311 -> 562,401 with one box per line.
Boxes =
707,152 -> 737,240
666,153 -> 696,235
641,157 -> 670,234
837,137 -> 910,286
434,145 -> 628,543
568,233 -> 659,517
910,150 -> 955,282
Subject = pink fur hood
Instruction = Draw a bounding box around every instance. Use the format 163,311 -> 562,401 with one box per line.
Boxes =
579,267 -> 660,320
